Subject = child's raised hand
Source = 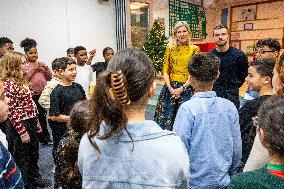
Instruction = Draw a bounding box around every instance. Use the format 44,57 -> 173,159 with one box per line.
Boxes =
21,133 -> 31,143
89,49 -> 97,57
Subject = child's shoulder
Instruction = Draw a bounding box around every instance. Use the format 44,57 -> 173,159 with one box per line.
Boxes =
54,82 -> 82,90
216,97 -> 239,113
230,168 -> 267,187
91,62 -> 104,71
46,77 -> 60,86
51,83 -> 72,94
71,82 -> 84,88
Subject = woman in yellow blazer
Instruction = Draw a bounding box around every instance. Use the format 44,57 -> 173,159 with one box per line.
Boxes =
154,21 -> 200,130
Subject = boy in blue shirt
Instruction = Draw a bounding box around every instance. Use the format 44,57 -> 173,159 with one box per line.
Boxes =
173,53 -> 242,189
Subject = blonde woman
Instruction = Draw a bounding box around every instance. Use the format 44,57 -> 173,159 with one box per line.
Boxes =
154,21 -> 200,130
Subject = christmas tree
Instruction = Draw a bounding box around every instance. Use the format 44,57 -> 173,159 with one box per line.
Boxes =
143,20 -> 168,75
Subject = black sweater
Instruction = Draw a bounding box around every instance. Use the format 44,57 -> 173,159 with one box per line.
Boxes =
211,47 -> 248,108
238,95 -> 271,171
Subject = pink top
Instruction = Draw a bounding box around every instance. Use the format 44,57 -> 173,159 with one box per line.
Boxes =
27,61 -> 52,95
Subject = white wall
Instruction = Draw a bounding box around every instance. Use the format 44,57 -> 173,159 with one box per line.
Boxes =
0,0 -> 116,66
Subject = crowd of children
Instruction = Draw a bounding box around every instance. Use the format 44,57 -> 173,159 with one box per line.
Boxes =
0,36 -> 111,188
0,31 -> 284,189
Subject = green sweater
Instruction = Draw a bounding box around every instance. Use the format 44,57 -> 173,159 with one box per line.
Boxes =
229,167 -> 284,189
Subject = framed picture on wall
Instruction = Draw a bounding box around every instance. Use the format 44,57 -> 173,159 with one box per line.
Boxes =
240,5 -> 256,21
244,23 -> 253,30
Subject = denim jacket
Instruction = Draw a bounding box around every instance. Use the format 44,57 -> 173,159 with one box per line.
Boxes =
78,120 -> 189,189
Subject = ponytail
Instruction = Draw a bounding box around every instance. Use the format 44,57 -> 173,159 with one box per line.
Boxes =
88,71 -> 130,153
87,48 -> 155,152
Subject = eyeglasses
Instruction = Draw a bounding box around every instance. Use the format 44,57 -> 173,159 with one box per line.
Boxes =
254,50 -> 275,55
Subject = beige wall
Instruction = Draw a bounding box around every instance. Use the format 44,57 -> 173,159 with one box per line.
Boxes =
204,0 -> 284,52
150,0 -> 284,52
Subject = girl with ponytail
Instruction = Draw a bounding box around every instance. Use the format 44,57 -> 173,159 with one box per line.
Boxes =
78,48 -> 189,188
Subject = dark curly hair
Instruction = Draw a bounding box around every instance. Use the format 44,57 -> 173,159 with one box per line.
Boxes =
74,46 -> 86,56
52,57 -> 76,71
258,96 -> 284,158
87,48 -> 155,153
58,100 -> 89,188
256,38 -> 281,52
188,52 -> 220,83
251,58 -> 275,79
66,48 -> 74,54
0,37 -> 13,48
20,38 -> 37,53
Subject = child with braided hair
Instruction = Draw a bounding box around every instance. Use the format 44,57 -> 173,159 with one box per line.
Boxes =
78,48 -> 189,188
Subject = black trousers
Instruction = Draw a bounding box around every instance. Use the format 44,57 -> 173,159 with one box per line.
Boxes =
49,120 -> 67,159
32,94 -> 51,143
6,117 -> 40,189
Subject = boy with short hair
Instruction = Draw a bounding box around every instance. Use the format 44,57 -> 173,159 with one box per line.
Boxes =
89,47 -> 114,97
173,53 -> 241,189
49,57 -> 86,146
239,58 -> 275,171
74,46 -> 94,99
91,47 -> 114,78
243,38 -> 280,102
66,48 -> 75,60
49,57 -> 86,188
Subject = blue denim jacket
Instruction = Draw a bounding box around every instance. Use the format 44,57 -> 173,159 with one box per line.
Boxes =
78,120 -> 189,189
173,91 -> 242,189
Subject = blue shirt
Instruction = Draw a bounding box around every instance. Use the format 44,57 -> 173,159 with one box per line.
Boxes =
78,120 -> 189,189
173,91 -> 242,189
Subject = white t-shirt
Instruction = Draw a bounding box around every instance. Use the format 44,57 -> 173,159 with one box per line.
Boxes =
75,64 -> 93,99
